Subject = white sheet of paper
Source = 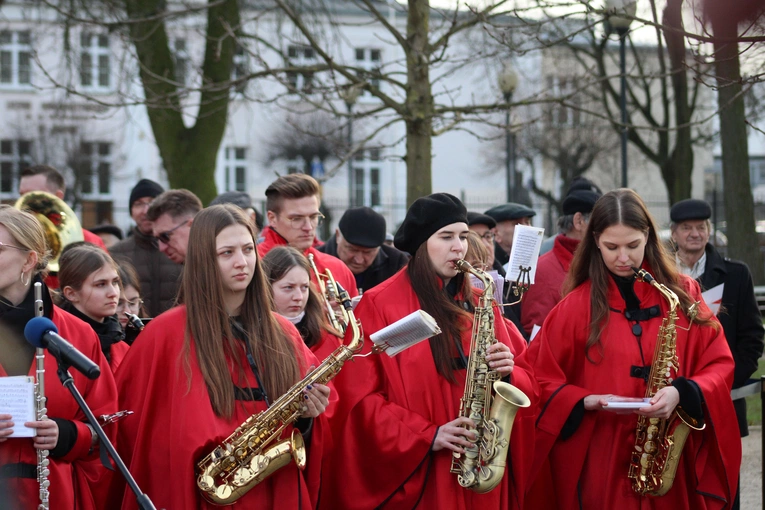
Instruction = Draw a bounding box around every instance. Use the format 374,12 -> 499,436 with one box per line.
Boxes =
701,283 -> 724,316
529,324 -> 541,342
0,376 -> 37,438
503,225 -> 545,284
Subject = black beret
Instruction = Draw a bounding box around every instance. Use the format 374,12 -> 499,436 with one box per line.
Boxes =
466,211 -> 496,229
129,179 -> 164,210
339,207 -> 387,248
562,190 -> 601,215
670,199 -> 711,223
209,191 -> 253,210
395,193 -> 468,256
567,177 -> 602,194
484,203 -> 536,223
89,224 -> 123,241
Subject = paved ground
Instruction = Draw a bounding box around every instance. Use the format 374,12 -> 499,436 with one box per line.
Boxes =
742,427 -> 761,510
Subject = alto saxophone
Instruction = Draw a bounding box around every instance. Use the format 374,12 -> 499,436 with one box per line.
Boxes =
33,282 -> 50,509
628,267 -> 704,496
196,284 -> 363,505
450,260 -> 531,493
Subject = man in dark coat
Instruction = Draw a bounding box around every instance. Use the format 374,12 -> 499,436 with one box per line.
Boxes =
110,179 -> 183,317
670,198 -> 764,510
317,207 -> 408,293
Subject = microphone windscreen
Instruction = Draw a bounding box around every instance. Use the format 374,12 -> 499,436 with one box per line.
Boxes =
24,316 -> 58,348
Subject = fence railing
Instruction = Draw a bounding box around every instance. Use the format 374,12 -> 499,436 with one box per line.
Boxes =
754,286 -> 765,315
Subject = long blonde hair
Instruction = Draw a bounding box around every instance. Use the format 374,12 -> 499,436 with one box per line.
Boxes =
183,204 -> 299,418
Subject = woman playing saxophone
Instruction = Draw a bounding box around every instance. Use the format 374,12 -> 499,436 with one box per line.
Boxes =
112,204 -> 330,510
527,189 -> 741,509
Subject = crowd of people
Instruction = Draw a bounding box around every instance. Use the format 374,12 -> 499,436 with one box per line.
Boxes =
0,164 -> 759,510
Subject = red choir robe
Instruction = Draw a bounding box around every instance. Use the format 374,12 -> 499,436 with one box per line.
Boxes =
112,306 -> 329,510
527,270 -> 741,510
0,306 -> 118,510
319,268 -> 538,510
258,227 -> 359,298
109,341 -> 130,373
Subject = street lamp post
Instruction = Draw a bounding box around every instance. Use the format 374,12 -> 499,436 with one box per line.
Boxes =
341,85 -> 362,207
605,0 -> 636,189
498,65 -> 519,203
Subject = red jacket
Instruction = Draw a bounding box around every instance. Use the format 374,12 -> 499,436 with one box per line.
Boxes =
0,306 -> 118,510
319,269 -> 538,510
112,306 -> 329,510
521,234 -> 579,333
83,229 -> 107,250
258,227 -> 359,298
527,270 -> 741,510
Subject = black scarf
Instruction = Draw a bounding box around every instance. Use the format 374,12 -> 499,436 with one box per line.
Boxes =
59,301 -> 125,362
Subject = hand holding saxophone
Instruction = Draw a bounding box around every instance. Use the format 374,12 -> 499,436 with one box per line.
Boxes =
433,417 -> 477,454
485,343 -> 514,376
300,383 -> 331,418
635,385 -> 679,420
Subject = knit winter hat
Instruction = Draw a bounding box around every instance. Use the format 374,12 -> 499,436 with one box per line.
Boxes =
394,193 -> 468,256
129,179 -> 164,210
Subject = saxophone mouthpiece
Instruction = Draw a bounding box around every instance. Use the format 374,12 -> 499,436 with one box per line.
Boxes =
334,282 -> 353,310
631,266 -> 654,283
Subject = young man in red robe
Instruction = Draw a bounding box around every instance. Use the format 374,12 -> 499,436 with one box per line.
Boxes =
527,189 -> 741,510
258,174 -> 358,298
319,193 -> 538,510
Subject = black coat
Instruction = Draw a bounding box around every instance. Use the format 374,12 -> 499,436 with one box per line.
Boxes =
697,243 -> 764,437
317,236 -> 409,293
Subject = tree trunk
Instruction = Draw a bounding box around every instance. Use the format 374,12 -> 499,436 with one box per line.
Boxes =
710,15 -> 765,284
404,0 -> 433,207
662,0 -> 693,204
124,0 -> 239,205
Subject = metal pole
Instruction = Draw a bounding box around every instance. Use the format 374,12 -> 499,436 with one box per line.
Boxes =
761,374 -> 764,509
504,92 -> 513,203
346,102 -> 354,208
619,30 -> 628,189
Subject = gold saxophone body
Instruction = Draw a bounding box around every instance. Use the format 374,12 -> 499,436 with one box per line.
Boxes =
307,253 -> 350,335
196,284 -> 362,505
450,260 -> 531,493
628,267 -> 704,496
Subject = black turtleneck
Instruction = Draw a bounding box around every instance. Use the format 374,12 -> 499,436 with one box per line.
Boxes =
58,301 -> 125,363
0,275 -> 54,376
610,272 -> 641,312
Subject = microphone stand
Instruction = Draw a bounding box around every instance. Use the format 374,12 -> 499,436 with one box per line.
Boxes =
55,363 -> 157,510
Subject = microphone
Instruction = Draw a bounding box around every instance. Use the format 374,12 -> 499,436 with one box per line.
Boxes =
24,317 -> 101,380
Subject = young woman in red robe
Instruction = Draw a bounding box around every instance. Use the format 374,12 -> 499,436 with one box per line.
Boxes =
319,193 -> 538,510
261,246 -> 342,363
0,205 -> 118,510
527,189 -> 741,510
112,204 -> 331,510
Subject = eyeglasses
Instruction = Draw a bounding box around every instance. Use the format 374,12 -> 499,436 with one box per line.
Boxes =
480,232 -> 496,241
0,241 -> 29,253
131,198 -> 153,211
156,219 -> 190,244
284,213 -> 324,229
117,298 -> 144,312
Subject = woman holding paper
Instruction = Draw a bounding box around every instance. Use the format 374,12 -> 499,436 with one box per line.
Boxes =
111,204 -> 331,509
319,193 -> 537,510
0,205 -> 117,510
261,246 -> 342,361
526,189 -> 740,509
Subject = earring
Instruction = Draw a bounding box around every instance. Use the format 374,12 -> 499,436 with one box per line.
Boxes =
20,271 -> 30,286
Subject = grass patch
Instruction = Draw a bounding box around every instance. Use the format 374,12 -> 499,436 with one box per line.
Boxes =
746,358 -> 765,426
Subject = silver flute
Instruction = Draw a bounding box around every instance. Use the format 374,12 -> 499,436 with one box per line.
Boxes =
33,282 -> 50,509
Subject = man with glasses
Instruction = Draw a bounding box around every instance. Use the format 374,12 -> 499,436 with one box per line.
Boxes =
110,179 -> 184,317
146,189 -> 202,266
258,174 -> 358,297
521,189 -> 600,335
317,207 -> 409,293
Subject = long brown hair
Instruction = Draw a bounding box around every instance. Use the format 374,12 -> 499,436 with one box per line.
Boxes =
183,204 -> 299,418
408,242 -> 474,384
564,189 -> 718,360
261,246 -> 335,348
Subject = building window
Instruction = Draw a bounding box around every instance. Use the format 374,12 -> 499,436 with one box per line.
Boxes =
231,44 -> 248,94
78,142 -> 112,195
0,31 -> 31,87
80,33 -> 111,89
0,139 -> 32,194
750,156 -> 765,187
544,76 -> 581,127
286,45 -> 316,93
354,48 -> 381,96
224,147 -> 247,192
174,39 -> 189,86
350,148 -> 382,207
